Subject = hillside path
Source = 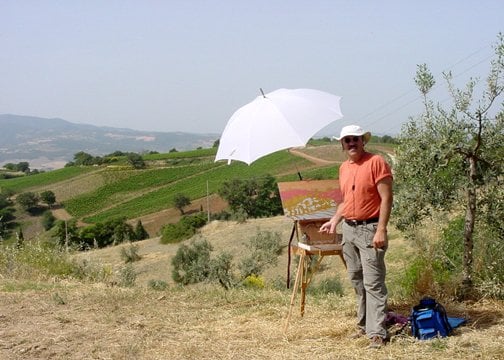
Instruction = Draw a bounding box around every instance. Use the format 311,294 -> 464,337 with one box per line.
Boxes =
288,148 -> 339,166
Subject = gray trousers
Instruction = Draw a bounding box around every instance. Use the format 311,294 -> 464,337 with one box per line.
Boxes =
342,221 -> 388,338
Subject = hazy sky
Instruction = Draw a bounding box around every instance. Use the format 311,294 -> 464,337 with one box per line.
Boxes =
1,1 -> 502,136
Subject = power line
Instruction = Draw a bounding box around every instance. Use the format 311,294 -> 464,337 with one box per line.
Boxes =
360,44 -> 495,134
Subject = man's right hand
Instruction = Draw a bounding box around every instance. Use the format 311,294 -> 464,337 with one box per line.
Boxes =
319,219 -> 337,234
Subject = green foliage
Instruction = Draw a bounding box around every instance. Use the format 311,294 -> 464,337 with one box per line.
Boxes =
238,230 -> 282,278
473,215 -> 504,299
120,243 -> 142,263
71,151 -> 104,166
439,217 -> 465,272
0,192 -> 15,240
126,153 -> 146,169
41,210 -> 56,230
2,161 -> 30,173
79,218 -> 135,249
218,174 -> 283,218
16,192 -> 39,211
209,252 -> 235,290
173,193 -> 191,215
396,218 -> 471,300
0,240 -> 101,281
242,274 -> 265,289
160,213 -> 207,244
171,239 -> 213,285
134,220 -> 149,240
54,219 -> 79,248
53,217 -> 137,250
393,34 -> 504,296
40,190 -> 56,207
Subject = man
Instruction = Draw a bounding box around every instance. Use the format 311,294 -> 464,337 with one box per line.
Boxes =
320,125 -> 393,349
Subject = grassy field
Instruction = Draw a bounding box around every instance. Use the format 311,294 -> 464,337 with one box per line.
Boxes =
0,217 -> 502,359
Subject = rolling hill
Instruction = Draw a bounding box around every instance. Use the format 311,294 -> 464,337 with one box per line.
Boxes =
0,141 -> 394,239
0,114 -> 219,170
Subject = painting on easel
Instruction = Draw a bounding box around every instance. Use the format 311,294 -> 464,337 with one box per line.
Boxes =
278,180 -> 343,249
277,179 -> 342,220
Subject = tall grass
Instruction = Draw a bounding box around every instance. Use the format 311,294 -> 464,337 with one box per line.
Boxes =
0,240 -> 110,285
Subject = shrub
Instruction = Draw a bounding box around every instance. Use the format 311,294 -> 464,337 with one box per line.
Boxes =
209,252 -> 235,290
173,193 -> 191,215
148,279 -> 168,291
120,243 -> 142,263
118,264 -> 136,287
40,190 -> 56,208
242,274 -> 265,289
238,229 -> 282,278
171,239 -> 213,285
134,220 -> 149,240
160,213 -> 207,244
78,218 -> 135,249
41,210 -> 56,230
17,192 -> 39,212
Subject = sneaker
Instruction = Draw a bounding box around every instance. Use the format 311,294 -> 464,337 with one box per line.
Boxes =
349,328 -> 366,339
367,336 -> 384,349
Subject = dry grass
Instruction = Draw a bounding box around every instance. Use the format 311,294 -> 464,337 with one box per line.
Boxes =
0,283 -> 502,359
1,217 -> 503,359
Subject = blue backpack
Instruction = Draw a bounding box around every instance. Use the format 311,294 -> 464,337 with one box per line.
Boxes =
410,297 -> 453,340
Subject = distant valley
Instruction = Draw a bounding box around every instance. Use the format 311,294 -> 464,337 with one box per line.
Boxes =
0,114 -> 219,170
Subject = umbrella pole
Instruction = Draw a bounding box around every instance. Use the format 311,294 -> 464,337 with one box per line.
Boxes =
295,164 -> 303,180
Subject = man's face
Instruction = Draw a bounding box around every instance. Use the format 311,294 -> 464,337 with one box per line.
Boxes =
341,135 -> 364,159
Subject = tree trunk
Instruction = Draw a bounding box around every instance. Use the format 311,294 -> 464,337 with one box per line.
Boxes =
461,155 -> 477,297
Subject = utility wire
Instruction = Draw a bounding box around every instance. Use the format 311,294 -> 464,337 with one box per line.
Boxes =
360,44 -> 495,134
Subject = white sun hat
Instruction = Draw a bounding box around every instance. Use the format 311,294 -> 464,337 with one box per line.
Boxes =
333,125 -> 371,144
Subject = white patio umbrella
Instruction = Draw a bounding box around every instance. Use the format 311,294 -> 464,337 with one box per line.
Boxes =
215,88 -> 343,165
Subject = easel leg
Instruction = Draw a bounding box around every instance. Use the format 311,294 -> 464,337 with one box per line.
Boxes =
300,255 -> 308,317
283,253 -> 305,333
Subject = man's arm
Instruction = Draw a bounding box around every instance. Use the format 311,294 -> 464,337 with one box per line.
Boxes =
319,202 -> 344,234
374,176 -> 393,248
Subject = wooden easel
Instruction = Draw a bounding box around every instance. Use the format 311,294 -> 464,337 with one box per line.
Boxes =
283,235 -> 346,333
276,179 -> 345,333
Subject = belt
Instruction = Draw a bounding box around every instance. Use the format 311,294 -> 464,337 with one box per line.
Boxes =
344,217 -> 379,226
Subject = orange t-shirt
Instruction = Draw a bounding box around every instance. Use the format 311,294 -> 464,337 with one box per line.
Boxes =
339,152 -> 392,220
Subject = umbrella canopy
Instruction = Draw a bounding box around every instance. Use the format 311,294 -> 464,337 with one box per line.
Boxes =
215,88 -> 343,165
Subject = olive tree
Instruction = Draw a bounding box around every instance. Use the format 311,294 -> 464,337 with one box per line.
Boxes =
173,193 -> 191,215
394,34 -> 504,297
40,190 -> 56,208
218,174 -> 283,218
